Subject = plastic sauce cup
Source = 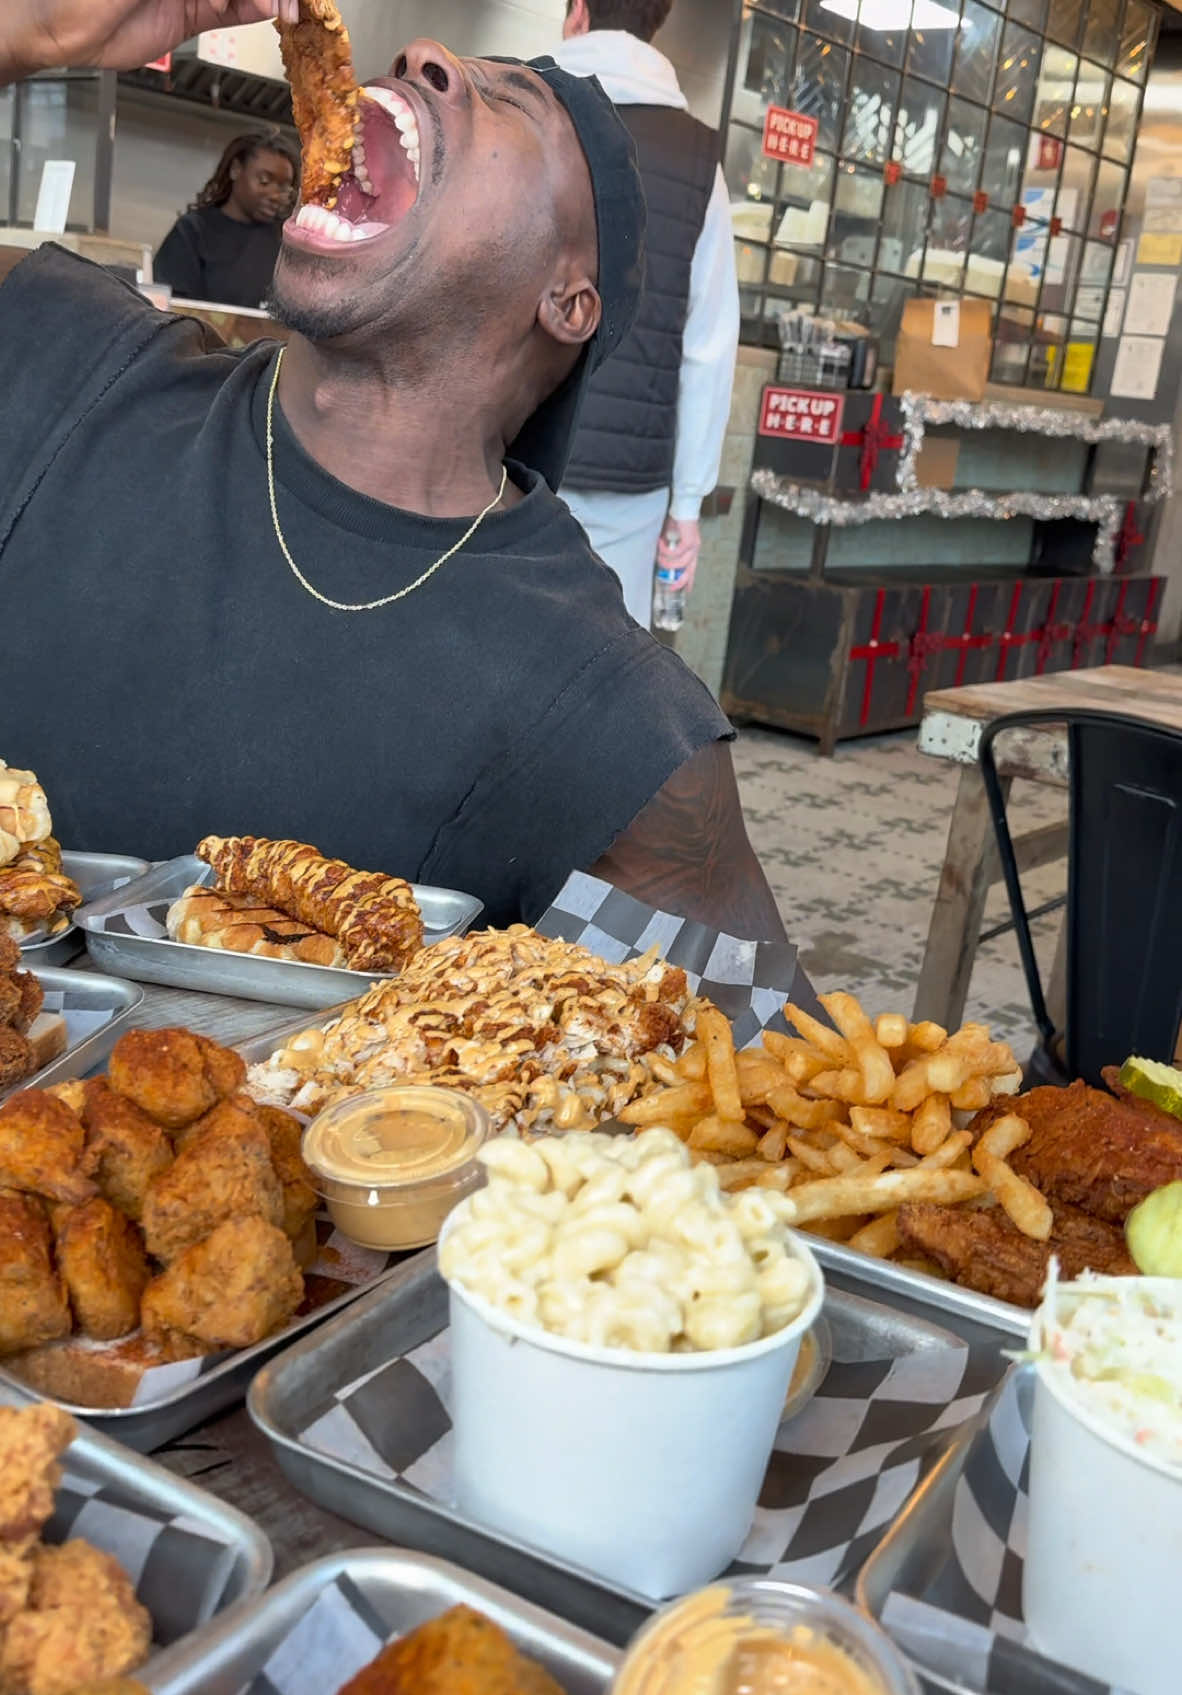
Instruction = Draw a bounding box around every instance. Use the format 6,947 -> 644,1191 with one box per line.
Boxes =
302,1085 -> 489,1250
612,1578 -> 921,1695
439,1214 -> 824,1598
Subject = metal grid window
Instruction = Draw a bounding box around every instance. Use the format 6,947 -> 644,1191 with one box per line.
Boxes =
724,0 -> 1157,391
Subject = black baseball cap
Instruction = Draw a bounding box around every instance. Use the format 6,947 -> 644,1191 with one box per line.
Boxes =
501,55 -> 647,491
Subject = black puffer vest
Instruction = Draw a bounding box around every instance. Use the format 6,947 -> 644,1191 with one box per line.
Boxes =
563,103 -> 719,494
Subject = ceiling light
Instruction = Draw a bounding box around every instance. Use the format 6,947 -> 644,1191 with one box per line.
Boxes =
821,0 -> 961,29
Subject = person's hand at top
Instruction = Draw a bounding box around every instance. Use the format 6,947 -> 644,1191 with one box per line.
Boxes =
1,0 -> 300,86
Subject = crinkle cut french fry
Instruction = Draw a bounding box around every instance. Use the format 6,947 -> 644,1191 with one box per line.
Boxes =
619,1081 -> 711,1124
783,1002 -> 849,1064
975,1148 -> 1052,1240
848,1210 -> 900,1258
974,1112 -> 1032,1164
911,1091 -> 951,1156
766,1083 -> 846,1130
699,1006 -> 744,1123
688,1115 -> 759,1156
820,991 -> 895,1105
781,1165 -> 987,1224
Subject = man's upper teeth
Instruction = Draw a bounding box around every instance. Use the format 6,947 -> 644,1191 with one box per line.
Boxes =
361,86 -> 422,181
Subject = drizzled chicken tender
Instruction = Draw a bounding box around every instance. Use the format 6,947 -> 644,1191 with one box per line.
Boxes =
276,0 -> 360,208
140,1217 -> 303,1349
141,1112 -> 283,1262
54,1198 -> 150,1341
80,1081 -> 173,1221
1,1541 -> 151,1695
0,1093 -> 94,1206
0,1403 -> 75,1541
106,1027 -> 245,1132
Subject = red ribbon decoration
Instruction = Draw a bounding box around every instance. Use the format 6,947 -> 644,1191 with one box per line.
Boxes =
1115,500 -> 1145,570
839,394 -> 904,492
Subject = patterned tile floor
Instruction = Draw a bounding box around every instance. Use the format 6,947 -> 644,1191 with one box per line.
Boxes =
733,727 -> 1069,1057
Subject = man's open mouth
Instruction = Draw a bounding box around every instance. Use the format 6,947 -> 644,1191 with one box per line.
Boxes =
291,84 -> 424,247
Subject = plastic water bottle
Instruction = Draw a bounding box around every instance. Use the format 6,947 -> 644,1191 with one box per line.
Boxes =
652,565 -> 686,631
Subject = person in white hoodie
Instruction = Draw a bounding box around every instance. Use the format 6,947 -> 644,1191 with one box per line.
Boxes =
554,0 -> 740,629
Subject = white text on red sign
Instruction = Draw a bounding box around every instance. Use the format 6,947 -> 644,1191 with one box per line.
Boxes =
759,387 -> 845,444
762,106 -> 818,166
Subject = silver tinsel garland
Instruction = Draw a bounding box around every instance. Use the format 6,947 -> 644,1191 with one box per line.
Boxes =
750,470 -> 1125,571
895,392 -> 1173,501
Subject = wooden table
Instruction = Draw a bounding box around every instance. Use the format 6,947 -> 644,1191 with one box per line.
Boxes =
912,664 -> 1182,1032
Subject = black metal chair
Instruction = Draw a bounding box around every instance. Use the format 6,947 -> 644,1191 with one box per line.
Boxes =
978,706 -> 1182,1088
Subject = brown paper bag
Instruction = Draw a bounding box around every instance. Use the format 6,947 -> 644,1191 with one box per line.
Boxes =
892,297 -> 993,400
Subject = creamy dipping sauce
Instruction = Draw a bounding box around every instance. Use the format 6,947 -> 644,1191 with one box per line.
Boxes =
302,1085 -> 488,1250
615,1589 -> 890,1695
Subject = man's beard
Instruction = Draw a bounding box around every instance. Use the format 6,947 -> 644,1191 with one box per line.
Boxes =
265,252 -> 374,342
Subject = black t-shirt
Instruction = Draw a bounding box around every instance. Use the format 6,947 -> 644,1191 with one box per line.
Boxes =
154,206 -> 282,308
0,247 -> 730,927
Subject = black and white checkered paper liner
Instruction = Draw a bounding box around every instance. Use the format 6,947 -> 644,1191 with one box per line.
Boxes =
40,985 -> 114,1051
295,1322 -> 1008,1603
46,1456 -> 246,1644
242,1575 -> 433,1695
882,1369 -> 1127,1695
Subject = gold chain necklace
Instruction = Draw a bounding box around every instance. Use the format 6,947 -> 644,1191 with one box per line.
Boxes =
265,346 -> 508,613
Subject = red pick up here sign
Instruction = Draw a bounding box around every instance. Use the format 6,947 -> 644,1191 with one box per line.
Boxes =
762,106 -> 819,166
759,387 -> 845,444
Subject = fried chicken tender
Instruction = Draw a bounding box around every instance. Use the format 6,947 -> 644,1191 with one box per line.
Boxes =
896,1199 -> 1137,1308
0,1192 -> 71,1357
336,1605 -> 569,1695
0,1092 -> 95,1206
141,1217 -> 303,1349
0,1403 -> 75,1541
54,1199 -> 150,1341
107,1027 -> 245,1132
0,1025 -> 34,1089
80,1081 -> 173,1221
277,0 -> 360,207
0,1540 -> 151,1695
253,1103 -> 318,1239
141,1109 -> 283,1261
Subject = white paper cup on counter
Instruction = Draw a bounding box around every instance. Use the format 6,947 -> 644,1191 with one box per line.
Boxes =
439,1212 -> 824,1599
1023,1276 -> 1182,1695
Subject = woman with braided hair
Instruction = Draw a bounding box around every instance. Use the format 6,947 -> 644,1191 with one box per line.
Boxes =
155,128 -> 298,308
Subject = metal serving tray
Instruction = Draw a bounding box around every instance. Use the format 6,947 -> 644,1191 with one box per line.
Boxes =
0,963 -> 143,1104
249,1249 -> 968,1646
810,1240 -> 1030,1343
77,854 -> 484,1009
0,1376 -> 272,1662
146,1548 -> 619,1695
19,851 -> 150,967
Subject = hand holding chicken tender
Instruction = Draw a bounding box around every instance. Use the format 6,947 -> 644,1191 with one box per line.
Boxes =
141,1216 -> 303,1349
106,1028 -> 245,1132
0,1093 -> 94,1206
0,1192 -> 71,1357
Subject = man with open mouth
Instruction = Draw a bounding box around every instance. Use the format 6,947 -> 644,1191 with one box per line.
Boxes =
0,0 -> 785,945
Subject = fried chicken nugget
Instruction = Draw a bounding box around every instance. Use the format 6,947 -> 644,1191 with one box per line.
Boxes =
140,1111 -> 283,1261
0,1192 -> 71,1357
0,1539 -> 35,1627
336,1604 -> 569,1695
253,1103 -> 318,1240
0,1403 -> 76,1540
0,1541 -> 151,1695
11,969 -> 44,1035
106,1027 -> 245,1133
141,1216 -> 303,1349
0,935 -> 20,972
0,1026 -> 35,1090
0,1091 -> 95,1205
0,973 -> 20,1025
80,1080 -> 173,1221
54,1198 -> 150,1341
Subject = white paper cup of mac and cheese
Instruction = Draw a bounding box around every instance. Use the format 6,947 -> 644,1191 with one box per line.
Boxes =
438,1129 -> 825,1599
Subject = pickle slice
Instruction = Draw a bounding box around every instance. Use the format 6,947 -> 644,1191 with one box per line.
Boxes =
1119,1057 -> 1182,1122
1126,1181 -> 1182,1277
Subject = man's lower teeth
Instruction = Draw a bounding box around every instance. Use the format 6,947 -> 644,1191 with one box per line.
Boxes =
295,203 -> 384,242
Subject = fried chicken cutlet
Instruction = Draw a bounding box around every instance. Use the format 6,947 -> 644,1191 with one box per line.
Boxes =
106,1027 -> 245,1133
140,1217 -> 303,1349
0,1192 -> 71,1356
277,0 -> 360,208
336,1605 -> 568,1695
0,1092 -> 95,1206
0,1540 -> 151,1695
0,1403 -> 75,1541
896,1199 -> 1137,1308
972,1081 -> 1182,1225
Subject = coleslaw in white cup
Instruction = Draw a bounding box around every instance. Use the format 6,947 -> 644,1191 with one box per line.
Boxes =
438,1129 -> 825,1598
1023,1272 -> 1182,1695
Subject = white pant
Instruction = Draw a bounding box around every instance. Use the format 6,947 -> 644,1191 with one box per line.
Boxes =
561,485 -> 670,629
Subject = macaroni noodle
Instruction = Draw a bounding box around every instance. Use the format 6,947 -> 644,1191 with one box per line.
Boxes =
440,1129 -> 813,1354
